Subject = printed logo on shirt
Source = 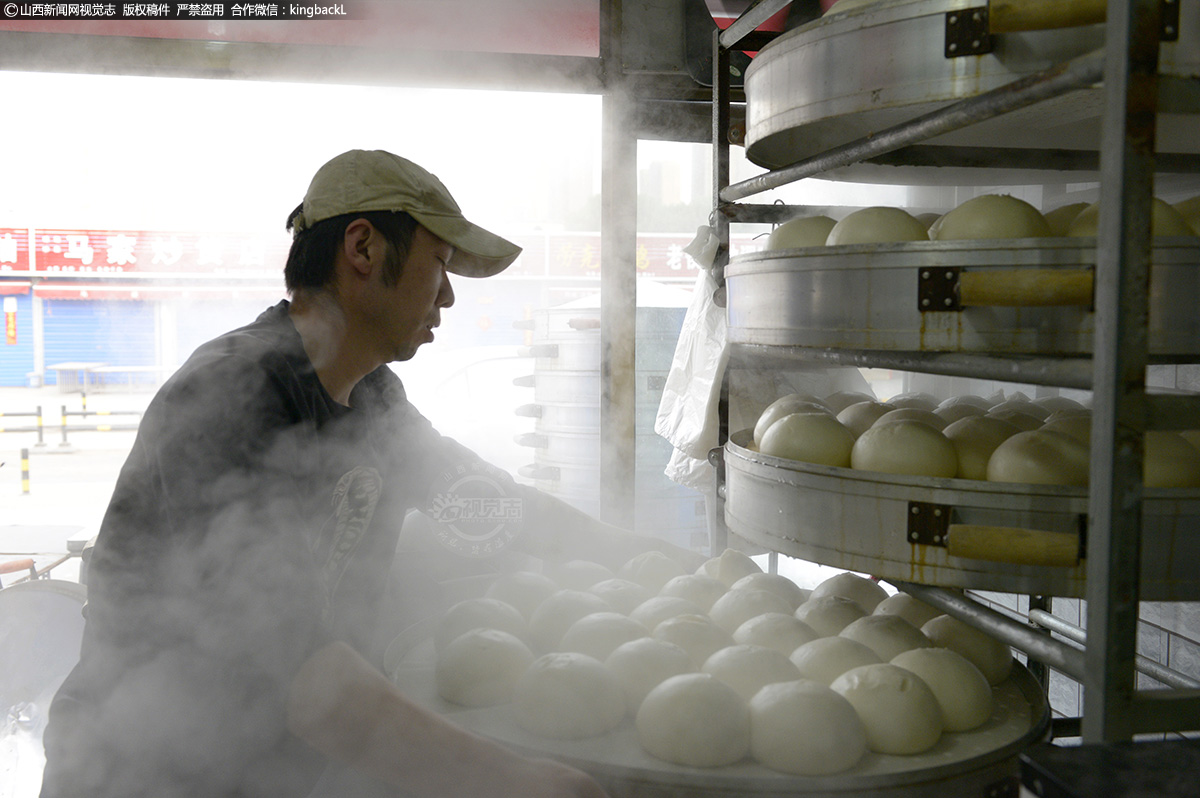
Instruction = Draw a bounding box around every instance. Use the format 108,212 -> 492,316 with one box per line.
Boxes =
427,461 -> 522,558
317,465 -> 383,615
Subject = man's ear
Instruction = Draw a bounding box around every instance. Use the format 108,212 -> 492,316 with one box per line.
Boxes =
341,218 -> 376,278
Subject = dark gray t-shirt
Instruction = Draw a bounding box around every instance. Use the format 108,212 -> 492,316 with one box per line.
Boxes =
41,301 -> 483,798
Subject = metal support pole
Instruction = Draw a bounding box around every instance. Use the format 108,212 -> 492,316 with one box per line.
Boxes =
1082,0 -> 1161,744
711,26 -> 733,556
1029,609 -> 1200,690
20,447 -> 29,495
1026,595 -> 1052,690
59,404 -> 70,447
599,0 -> 637,530
35,405 -> 45,447
890,582 -> 1087,681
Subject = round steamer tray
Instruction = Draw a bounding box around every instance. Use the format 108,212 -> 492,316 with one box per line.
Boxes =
386,617 -> 1049,798
725,238 -> 1200,356
743,0 -> 1200,182
723,430 -> 1200,601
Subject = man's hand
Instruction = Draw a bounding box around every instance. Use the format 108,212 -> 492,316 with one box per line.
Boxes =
288,641 -> 611,798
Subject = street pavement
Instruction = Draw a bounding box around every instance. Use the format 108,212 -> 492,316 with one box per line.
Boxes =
0,386 -> 151,585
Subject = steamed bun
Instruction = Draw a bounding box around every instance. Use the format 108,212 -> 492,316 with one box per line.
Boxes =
932,194 -> 1051,240
767,215 -> 837,250
826,207 -> 929,245
636,673 -> 750,767
759,412 -> 856,467
1068,197 -> 1197,237
809,572 -> 889,613
709,589 -> 793,634
830,663 -> 943,755
436,628 -> 535,707
659,574 -> 728,613
891,647 -> 994,732
696,548 -> 763,587
484,572 -> 559,620
734,612 -> 820,656
605,637 -> 694,716
749,680 -> 868,775
513,652 -> 626,739
789,636 -> 883,686
795,595 -> 868,636
619,551 -> 687,592
435,598 -> 528,654
702,644 -> 803,702
653,614 -> 736,668
559,612 -> 649,662
851,419 -> 958,478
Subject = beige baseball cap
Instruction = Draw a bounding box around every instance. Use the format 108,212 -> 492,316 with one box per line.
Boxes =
290,149 -> 521,278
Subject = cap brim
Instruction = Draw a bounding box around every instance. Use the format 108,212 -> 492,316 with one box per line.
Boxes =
412,211 -> 521,278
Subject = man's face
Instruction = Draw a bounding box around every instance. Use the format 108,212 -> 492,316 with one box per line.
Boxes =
366,224 -> 456,363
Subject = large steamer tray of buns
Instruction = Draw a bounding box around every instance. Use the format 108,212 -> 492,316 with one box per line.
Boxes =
724,195 -> 1200,357
724,382 -> 1200,602
725,428 -> 1200,601
743,0 -> 1200,181
387,552 -> 1050,798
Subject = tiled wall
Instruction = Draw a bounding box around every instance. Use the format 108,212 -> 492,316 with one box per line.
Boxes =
967,590 -> 1200,739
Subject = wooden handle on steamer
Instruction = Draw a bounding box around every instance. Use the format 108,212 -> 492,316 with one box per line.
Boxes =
947,524 -> 1081,567
0,557 -> 36,575
988,0 -> 1107,33
958,268 -> 1093,307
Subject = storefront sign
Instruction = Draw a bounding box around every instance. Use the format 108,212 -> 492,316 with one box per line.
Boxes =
0,228 -> 30,273
30,228 -> 290,277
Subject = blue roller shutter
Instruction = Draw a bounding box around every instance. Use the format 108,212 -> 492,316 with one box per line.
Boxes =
42,300 -> 156,385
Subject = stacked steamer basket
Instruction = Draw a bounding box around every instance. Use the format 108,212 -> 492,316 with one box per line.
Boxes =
724,0 -> 1200,602
514,292 -> 707,550
743,0 -> 1200,185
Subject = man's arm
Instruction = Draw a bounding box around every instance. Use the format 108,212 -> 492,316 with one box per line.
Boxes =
377,378 -> 706,571
286,641 -> 607,798
513,486 -> 707,572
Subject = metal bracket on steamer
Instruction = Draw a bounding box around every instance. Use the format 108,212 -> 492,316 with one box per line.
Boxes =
917,265 -> 1095,313
517,464 -> 560,481
907,500 -> 953,547
908,500 -> 1089,568
945,7 -> 993,58
947,0 -> 1178,60
918,266 -> 962,312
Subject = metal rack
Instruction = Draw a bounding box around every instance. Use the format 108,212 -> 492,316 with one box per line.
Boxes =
709,0 -> 1200,746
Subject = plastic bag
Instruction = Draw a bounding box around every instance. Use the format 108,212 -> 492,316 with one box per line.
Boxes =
655,236 -> 728,464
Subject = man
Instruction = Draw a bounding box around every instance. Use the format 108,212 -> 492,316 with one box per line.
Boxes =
40,150 -> 680,797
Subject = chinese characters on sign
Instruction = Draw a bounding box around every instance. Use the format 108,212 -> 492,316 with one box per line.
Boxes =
9,229 -> 290,276
0,229 -> 30,273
